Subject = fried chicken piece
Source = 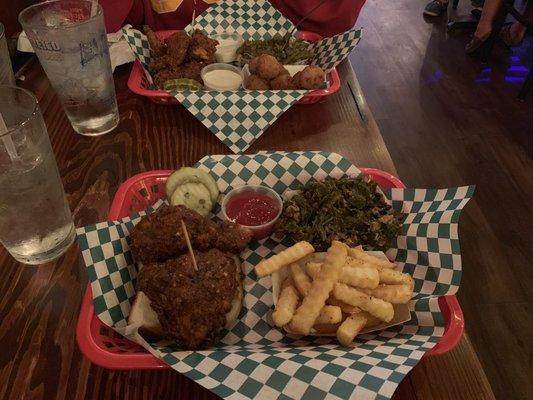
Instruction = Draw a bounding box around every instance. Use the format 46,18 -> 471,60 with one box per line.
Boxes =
249,54 -> 284,80
130,205 -> 252,263
138,249 -> 238,349
295,65 -> 325,90
215,222 -> 255,254
149,55 -> 173,73
245,74 -> 270,90
189,29 -> 218,61
179,61 -> 205,82
144,26 -> 167,57
270,73 -> 296,90
166,30 -> 191,66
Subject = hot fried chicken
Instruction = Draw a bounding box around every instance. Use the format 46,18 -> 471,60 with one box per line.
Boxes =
144,27 -> 217,89
137,249 -> 238,349
189,29 -> 218,62
144,25 -> 166,57
166,30 -> 191,65
130,205 -> 252,264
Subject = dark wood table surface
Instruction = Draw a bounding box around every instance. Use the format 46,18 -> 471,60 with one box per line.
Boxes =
0,60 -> 495,400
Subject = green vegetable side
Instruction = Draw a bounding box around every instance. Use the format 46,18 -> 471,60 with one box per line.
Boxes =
237,36 -> 314,65
275,176 -> 405,252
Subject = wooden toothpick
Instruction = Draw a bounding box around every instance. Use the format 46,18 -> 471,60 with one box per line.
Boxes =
180,219 -> 198,271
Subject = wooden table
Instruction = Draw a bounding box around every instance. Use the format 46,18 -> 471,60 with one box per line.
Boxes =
0,60 -> 495,400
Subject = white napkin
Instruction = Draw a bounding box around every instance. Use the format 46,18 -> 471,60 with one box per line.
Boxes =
17,24 -> 136,72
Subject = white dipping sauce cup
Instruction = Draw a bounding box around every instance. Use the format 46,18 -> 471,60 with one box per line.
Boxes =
201,63 -> 243,91
212,31 -> 244,63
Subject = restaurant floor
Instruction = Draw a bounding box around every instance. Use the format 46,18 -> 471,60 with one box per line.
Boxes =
350,1 -> 533,399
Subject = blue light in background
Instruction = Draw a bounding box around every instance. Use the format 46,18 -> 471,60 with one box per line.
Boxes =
505,76 -> 526,82
427,69 -> 444,83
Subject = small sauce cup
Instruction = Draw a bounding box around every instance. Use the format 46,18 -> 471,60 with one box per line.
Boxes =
212,31 -> 244,63
201,63 -> 243,91
221,185 -> 283,240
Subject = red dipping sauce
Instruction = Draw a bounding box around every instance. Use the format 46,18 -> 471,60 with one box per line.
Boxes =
225,192 -> 279,226
223,187 -> 282,240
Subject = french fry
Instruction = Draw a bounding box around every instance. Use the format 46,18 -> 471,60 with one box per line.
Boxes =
347,247 -> 395,270
306,261 -> 379,289
342,267 -> 379,289
290,262 -> 311,297
327,297 -> 361,314
363,284 -> 412,304
305,261 -> 322,277
289,241 -> 347,335
255,241 -> 314,277
333,283 -> 394,322
336,313 -> 367,346
344,257 -> 367,268
272,279 -> 299,327
314,305 -> 342,325
378,269 -> 414,286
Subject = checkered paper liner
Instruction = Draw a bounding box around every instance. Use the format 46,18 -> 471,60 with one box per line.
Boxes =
77,151 -> 474,399
122,0 -> 362,153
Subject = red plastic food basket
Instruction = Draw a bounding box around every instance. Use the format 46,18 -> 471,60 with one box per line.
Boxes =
76,168 -> 464,369
127,30 -> 341,106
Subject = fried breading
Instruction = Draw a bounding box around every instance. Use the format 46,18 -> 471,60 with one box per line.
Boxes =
130,205 -> 252,264
245,74 -> 270,90
166,30 -> 191,66
189,29 -> 218,61
144,25 -> 166,57
137,249 -> 238,349
149,55 -> 173,73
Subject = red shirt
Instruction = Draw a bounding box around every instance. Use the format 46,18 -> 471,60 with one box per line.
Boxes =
100,0 -> 365,38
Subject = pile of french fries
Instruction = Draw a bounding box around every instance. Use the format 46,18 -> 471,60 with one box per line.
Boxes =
255,240 -> 414,346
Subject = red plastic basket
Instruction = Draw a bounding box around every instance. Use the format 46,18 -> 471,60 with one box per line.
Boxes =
76,168 -> 464,369
127,30 -> 341,106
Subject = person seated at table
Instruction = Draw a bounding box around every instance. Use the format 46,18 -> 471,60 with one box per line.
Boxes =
99,0 -> 367,38
465,0 -> 532,52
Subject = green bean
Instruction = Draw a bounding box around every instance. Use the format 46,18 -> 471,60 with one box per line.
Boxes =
237,38 -> 313,64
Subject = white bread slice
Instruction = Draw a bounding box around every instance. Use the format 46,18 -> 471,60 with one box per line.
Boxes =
128,291 -> 165,339
128,258 -> 243,338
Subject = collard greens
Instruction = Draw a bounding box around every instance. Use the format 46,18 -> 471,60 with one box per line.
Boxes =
276,176 -> 405,252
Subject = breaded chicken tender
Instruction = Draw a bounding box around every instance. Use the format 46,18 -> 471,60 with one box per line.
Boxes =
249,54 -> 284,80
245,74 -> 270,90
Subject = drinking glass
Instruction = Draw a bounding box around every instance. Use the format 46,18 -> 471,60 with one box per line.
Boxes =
0,23 -> 15,86
19,0 -> 119,136
0,85 -> 75,264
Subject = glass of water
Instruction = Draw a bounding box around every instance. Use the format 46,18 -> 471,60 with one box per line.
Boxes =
0,23 -> 15,85
19,0 -> 119,136
0,86 -> 75,264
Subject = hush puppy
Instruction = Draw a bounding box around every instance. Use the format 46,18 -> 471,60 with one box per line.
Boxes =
295,65 -> 325,90
249,54 -> 284,80
270,73 -> 297,90
245,74 -> 270,90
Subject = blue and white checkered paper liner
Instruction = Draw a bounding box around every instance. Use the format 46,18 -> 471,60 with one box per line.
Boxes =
188,0 -> 293,40
122,0 -> 362,153
77,151 -> 474,400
